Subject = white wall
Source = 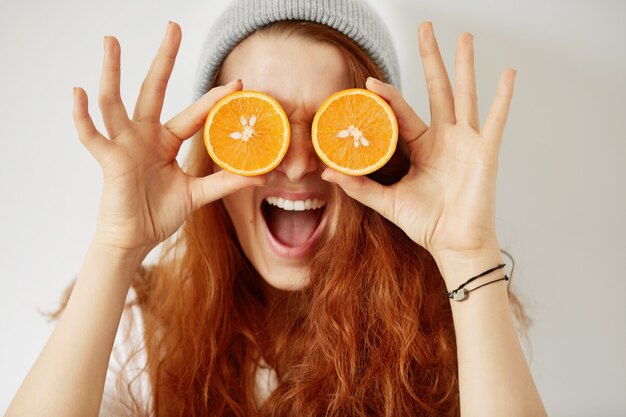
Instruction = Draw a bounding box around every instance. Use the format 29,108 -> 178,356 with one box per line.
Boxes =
1,0 -> 624,415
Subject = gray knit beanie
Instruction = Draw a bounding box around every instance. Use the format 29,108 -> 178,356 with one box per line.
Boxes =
193,0 -> 401,101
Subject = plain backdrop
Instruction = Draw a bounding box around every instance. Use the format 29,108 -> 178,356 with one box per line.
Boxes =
1,0 -> 625,415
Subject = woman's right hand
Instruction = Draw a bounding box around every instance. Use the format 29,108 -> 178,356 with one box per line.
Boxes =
72,22 -> 265,256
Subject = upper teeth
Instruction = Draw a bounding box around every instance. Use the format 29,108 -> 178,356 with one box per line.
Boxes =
265,197 -> 326,211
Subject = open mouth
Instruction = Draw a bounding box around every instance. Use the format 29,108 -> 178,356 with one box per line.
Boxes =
260,196 -> 327,258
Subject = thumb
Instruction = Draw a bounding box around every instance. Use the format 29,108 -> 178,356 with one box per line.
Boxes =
188,170 -> 267,212
322,168 -> 395,222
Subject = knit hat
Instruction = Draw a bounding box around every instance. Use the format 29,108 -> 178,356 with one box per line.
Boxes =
193,0 -> 401,101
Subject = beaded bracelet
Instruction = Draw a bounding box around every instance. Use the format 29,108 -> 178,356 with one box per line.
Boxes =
447,263 -> 509,301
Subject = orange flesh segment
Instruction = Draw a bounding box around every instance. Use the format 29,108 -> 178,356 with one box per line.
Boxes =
312,88 -> 398,176
204,91 -> 290,176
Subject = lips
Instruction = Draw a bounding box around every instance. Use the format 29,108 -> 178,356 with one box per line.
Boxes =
260,193 -> 328,259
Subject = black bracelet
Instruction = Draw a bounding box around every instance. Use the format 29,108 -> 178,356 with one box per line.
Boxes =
447,263 -> 507,302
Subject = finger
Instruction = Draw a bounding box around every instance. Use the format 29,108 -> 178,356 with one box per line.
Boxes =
321,168 -> 397,223
365,77 -> 428,148
188,170 -> 267,212
418,21 -> 455,125
98,36 -> 131,138
164,79 -> 242,140
454,32 -> 479,130
482,69 -> 516,150
133,21 -> 181,123
73,87 -> 113,165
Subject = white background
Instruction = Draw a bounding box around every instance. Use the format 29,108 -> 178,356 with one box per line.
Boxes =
1,0 -> 625,415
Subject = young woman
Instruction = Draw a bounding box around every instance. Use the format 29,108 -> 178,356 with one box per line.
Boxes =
5,0 -> 547,416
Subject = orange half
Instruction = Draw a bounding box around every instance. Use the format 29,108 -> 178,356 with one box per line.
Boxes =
204,90 -> 290,176
312,88 -> 398,176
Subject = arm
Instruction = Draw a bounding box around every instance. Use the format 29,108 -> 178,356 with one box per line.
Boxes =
435,249 -> 548,417
5,243 -> 147,417
5,21 -> 264,417
320,21 -> 548,416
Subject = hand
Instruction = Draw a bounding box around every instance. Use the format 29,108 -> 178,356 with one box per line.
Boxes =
321,22 -> 515,273
73,22 -> 265,256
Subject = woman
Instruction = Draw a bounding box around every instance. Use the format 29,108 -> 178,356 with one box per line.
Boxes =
5,0 -> 547,416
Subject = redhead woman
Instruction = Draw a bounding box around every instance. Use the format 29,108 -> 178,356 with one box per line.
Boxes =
5,0 -> 547,416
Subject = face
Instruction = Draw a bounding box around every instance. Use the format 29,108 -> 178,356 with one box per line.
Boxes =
217,33 -> 352,292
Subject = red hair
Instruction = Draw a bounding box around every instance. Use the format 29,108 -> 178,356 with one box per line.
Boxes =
55,20 -> 528,417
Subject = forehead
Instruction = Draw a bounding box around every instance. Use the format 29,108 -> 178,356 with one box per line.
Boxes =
218,34 -> 353,118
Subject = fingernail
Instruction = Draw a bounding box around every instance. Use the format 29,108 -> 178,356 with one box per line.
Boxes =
226,79 -> 241,87
72,87 -> 77,99
367,77 -> 383,85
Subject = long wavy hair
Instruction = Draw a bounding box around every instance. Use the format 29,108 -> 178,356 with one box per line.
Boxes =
55,20 -> 529,417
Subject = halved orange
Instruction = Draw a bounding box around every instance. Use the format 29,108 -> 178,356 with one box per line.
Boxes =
312,88 -> 398,176
204,90 -> 290,176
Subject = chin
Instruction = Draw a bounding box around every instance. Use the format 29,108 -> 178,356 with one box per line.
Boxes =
258,264 -> 311,292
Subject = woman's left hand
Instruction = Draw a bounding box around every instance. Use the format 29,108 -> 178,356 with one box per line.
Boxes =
321,22 -> 516,281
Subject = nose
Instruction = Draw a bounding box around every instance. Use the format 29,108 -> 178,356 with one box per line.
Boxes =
275,125 -> 320,182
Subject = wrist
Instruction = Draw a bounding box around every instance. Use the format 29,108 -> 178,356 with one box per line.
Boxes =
432,244 -> 505,290
87,238 -> 151,274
